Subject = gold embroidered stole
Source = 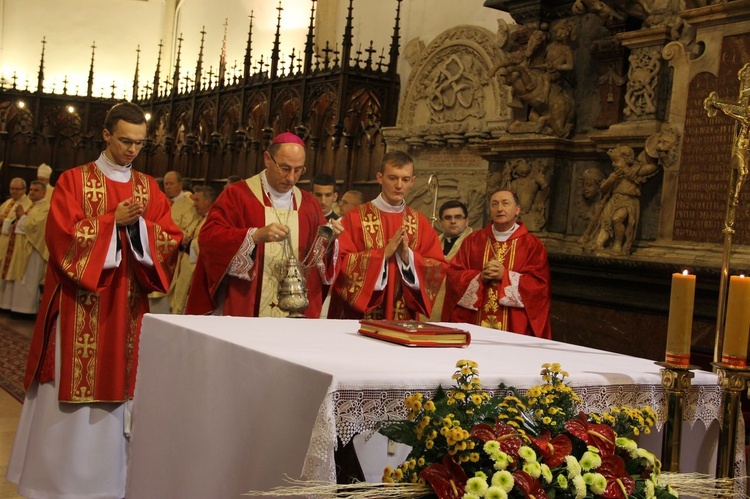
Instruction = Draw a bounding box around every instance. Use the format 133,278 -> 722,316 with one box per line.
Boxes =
247,174 -> 301,317
479,235 -> 518,330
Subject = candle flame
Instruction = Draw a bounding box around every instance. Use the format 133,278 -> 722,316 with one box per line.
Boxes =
741,274 -> 746,279
682,270 -> 688,276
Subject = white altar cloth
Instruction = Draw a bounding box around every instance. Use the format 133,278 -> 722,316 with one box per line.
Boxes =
126,315 -> 724,499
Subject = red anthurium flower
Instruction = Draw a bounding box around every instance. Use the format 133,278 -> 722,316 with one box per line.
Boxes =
564,412 -> 616,456
470,421 -> 523,459
512,470 -> 549,499
598,455 -> 636,499
420,454 -> 469,499
528,429 -> 572,468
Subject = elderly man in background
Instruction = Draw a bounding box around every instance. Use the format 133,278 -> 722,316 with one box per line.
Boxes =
5,180 -> 50,314
338,189 -> 364,216
37,164 -> 55,201
151,170 -> 199,312
168,185 -> 216,314
0,178 -> 31,309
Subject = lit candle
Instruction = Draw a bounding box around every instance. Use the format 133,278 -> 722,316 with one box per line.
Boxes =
665,270 -> 696,368
721,274 -> 750,368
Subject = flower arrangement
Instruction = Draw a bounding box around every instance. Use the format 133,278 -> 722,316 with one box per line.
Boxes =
378,360 -> 672,499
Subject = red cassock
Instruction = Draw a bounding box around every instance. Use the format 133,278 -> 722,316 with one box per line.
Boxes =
328,202 -> 446,320
442,222 -> 551,339
186,179 -> 330,318
24,163 -> 181,402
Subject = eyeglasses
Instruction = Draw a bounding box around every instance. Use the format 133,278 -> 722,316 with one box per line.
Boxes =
110,133 -> 146,149
270,154 -> 306,177
442,215 -> 466,221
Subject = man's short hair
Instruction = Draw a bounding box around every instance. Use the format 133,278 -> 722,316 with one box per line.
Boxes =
30,180 -> 46,190
226,175 -> 242,184
193,185 -> 217,202
343,190 -> 364,203
439,199 -> 468,219
490,188 -> 521,206
380,150 -> 414,173
165,170 -> 184,183
104,102 -> 147,132
312,173 -> 336,188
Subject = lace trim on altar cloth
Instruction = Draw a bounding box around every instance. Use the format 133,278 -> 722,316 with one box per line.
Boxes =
228,228 -> 257,281
457,275 -> 481,310
498,270 -> 524,308
301,383 -> 726,483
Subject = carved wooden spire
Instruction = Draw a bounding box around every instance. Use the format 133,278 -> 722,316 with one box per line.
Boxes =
303,0 -> 316,75
270,1 -> 282,78
36,37 -> 46,94
132,45 -> 141,101
341,0 -> 354,70
219,19 -> 228,87
388,0 -> 402,75
87,41 -> 96,97
152,40 -> 163,100
244,11 -> 254,80
172,34 -> 183,95
195,27 -> 206,92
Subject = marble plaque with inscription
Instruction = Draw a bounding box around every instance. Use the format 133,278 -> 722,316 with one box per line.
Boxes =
673,34 -> 750,244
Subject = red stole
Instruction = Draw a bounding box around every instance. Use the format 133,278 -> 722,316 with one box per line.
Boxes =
328,202 -> 446,320
24,162 -> 181,402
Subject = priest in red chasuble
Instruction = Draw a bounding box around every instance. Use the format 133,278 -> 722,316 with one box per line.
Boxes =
186,132 -> 344,318
443,189 -> 551,338
7,102 -> 182,499
328,151 -> 446,320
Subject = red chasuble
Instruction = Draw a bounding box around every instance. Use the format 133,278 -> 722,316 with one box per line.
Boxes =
24,163 -> 181,402
328,202 -> 446,320
442,222 -> 551,339
186,177 -> 330,318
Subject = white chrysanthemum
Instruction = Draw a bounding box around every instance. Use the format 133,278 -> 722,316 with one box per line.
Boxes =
465,476 -> 489,496
523,461 -> 542,479
572,475 -> 586,499
491,470 -> 514,493
462,493 -> 480,499
583,472 -> 606,494
518,445 -> 537,462
474,471 -> 488,481
540,464 -> 552,484
484,440 -> 501,455
557,474 -> 568,489
484,486 -> 508,499
616,437 -> 638,457
565,455 -> 582,479
636,448 -> 656,467
579,451 -> 602,471
644,478 -> 655,499
492,452 -> 511,471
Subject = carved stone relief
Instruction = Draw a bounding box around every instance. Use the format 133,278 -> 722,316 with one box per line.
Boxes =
498,158 -> 552,231
623,48 -> 661,120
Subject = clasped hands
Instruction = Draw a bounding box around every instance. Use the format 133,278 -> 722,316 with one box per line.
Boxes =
481,260 -> 505,282
252,219 -> 345,245
383,226 -> 410,262
115,198 -> 144,227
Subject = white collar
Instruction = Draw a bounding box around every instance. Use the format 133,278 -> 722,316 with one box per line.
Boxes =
170,191 -> 186,203
492,222 -> 519,242
260,170 -> 293,210
372,194 -> 405,213
96,152 -> 132,183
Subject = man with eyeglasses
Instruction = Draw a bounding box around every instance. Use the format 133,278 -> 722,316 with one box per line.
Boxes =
7,102 -> 182,499
328,151 -> 446,320
424,199 -> 473,321
0,178 -> 31,309
442,189 -> 551,339
187,132 -> 344,318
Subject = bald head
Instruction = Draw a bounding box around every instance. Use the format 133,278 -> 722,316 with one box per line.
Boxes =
339,190 -> 363,215
9,177 -> 26,201
164,171 -> 184,199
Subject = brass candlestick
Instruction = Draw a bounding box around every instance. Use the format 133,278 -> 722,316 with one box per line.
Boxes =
656,362 -> 696,472
712,362 -> 750,478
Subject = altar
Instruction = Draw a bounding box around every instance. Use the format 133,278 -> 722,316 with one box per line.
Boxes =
126,315 -> 725,498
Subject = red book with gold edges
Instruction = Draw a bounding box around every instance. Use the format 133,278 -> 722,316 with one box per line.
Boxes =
357,320 -> 471,347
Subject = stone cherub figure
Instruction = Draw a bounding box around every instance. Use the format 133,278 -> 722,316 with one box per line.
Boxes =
501,158 -> 550,231
580,145 -> 659,255
491,20 -> 576,138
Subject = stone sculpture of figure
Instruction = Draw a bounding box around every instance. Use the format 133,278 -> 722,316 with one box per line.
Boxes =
490,21 -> 576,138
574,167 -> 606,234
580,145 -> 659,255
501,158 -> 549,231
623,50 -> 660,119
